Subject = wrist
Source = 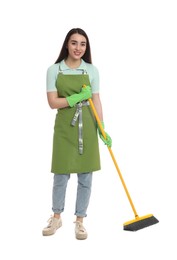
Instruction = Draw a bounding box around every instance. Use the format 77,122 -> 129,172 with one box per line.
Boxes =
97,121 -> 104,130
66,94 -> 79,107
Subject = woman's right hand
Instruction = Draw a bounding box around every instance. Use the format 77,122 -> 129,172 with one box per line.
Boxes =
80,85 -> 92,100
66,85 -> 92,107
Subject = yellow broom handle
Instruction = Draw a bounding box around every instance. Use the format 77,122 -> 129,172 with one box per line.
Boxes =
84,85 -> 139,218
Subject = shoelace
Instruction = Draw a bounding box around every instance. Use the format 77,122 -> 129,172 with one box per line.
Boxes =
74,221 -> 86,233
46,216 -> 56,228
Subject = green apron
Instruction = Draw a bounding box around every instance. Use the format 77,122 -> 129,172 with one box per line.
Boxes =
51,70 -> 101,174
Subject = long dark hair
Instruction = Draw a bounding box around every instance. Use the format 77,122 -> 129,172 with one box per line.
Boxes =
54,28 -> 92,64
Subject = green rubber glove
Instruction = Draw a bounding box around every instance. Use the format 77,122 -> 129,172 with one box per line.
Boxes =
97,122 -> 112,148
66,85 -> 92,107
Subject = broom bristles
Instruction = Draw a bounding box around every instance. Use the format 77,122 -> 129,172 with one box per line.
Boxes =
123,214 -> 159,231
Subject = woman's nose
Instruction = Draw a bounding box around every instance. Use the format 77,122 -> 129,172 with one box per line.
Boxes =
75,43 -> 81,50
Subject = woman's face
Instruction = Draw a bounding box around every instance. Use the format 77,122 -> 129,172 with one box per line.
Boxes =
67,33 -> 87,61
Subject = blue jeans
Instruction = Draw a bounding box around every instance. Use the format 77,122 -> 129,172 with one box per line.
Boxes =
52,172 -> 93,217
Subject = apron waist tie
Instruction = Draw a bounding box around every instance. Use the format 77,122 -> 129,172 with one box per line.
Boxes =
71,100 -> 90,155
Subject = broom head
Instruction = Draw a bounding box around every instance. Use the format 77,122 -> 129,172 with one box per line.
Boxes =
123,214 -> 159,231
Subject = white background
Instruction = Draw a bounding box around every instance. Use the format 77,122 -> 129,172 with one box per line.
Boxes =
0,0 -> 177,259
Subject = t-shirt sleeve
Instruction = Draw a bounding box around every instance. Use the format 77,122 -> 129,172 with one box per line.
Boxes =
46,64 -> 58,92
90,65 -> 100,93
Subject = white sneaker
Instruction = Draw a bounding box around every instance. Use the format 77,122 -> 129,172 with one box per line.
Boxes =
74,221 -> 88,240
42,216 -> 62,236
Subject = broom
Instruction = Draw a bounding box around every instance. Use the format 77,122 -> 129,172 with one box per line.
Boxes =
83,85 -> 159,231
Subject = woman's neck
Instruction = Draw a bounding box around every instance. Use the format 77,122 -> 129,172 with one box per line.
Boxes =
65,58 -> 81,69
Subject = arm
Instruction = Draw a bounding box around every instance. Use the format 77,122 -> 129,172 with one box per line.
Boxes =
92,93 -> 112,147
47,86 -> 92,109
92,93 -> 103,121
47,91 -> 69,109
46,64 -> 69,109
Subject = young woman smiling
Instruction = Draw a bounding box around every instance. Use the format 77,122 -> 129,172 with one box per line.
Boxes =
42,28 -> 112,239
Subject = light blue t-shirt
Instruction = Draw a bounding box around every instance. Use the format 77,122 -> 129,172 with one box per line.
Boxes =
46,59 -> 100,93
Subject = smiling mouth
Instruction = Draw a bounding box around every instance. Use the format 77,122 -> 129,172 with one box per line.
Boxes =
74,50 -> 82,54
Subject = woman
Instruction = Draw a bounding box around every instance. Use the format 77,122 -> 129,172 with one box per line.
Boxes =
42,28 -> 112,239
